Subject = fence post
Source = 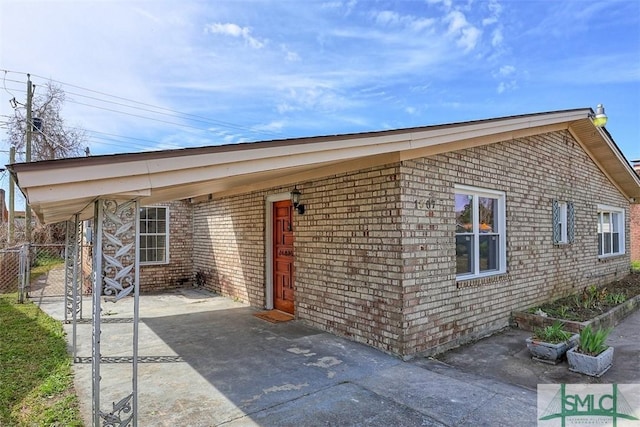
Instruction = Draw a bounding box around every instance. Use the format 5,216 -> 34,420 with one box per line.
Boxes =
17,243 -> 29,303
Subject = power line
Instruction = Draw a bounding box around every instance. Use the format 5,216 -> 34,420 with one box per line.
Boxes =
65,99 -> 245,135
29,73 -> 285,138
2,70 -> 289,154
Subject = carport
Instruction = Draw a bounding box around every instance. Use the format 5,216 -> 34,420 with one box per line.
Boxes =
8,133 -> 388,426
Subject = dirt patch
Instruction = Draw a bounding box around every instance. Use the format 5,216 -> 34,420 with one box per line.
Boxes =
528,273 -> 640,322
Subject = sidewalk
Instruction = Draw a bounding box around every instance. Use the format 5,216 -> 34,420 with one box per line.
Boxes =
36,288 -> 540,426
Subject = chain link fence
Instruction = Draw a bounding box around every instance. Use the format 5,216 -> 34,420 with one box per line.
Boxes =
0,245 -> 23,294
0,243 -> 93,298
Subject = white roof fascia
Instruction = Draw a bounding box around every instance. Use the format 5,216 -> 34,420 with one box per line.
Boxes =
17,109 -> 588,190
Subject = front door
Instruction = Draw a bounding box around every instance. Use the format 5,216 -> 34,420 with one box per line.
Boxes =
273,200 -> 295,314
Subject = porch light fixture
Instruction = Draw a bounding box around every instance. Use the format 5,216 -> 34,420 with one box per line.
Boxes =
589,104 -> 608,128
290,186 -> 305,214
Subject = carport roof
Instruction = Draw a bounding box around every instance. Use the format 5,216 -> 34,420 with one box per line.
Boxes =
8,108 -> 640,224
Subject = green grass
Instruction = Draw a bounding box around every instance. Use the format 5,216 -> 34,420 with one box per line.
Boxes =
632,260 -> 640,273
30,254 -> 65,283
0,292 -> 83,426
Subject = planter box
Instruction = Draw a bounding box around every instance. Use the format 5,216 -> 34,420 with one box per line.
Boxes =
526,334 -> 579,364
567,346 -> 614,377
512,293 -> 640,334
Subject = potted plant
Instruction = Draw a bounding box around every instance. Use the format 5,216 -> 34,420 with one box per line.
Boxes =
526,321 -> 579,364
566,325 -> 614,377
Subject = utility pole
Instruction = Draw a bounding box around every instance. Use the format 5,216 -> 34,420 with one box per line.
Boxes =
8,146 -> 15,244
25,74 -> 33,243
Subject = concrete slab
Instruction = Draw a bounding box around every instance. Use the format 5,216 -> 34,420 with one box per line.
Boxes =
355,363 -> 536,426
30,285 -> 638,426
433,308 -> 640,390
230,382 -> 446,427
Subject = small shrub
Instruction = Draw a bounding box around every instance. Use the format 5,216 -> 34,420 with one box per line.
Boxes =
545,305 -> 572,319
606,293 -> 626,305
632,261 -> 640,273
533,321 -> 572,344
577,325 -> 611,356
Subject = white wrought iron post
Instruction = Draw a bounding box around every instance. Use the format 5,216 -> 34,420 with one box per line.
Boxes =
65,214 -> 83,359
92,199 -> 140,427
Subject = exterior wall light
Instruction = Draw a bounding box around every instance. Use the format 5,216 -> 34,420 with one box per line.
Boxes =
590,104 -> 608,128
290,186 -> 305,214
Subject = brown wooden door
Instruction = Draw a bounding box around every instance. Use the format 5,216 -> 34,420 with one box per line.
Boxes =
273,200 -> 295,314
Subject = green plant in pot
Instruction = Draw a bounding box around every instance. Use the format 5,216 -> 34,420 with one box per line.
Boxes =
567,325 -> 614,377
526,321 -> 578,364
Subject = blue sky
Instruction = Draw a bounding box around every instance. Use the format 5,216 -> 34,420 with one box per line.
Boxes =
1,0 -> 639,169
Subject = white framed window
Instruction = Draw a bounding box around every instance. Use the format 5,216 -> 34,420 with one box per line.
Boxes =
597,205 -> 625,258
553,200 -> 574,244
139,206 -> 169,264
454,185 -> 507,279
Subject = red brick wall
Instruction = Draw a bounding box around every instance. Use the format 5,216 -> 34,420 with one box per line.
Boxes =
192,192 -> 267,307
139,200 -> 194,292
190,129 -> 632,357
400,130 -> 630,356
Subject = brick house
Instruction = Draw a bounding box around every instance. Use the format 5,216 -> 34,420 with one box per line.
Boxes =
632,160 -> 640,262
9,108 -> 640,357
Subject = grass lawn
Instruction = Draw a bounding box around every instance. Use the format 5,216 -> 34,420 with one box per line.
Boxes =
0,292 -> 83,426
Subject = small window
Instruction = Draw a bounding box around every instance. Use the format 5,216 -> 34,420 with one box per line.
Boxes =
553,200 -> 574,244
455,185 -> 506,279
139,206 -> 169,264
597,205 -> 625,257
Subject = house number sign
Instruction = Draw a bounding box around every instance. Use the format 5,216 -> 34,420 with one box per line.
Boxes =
416,199 -> 436,209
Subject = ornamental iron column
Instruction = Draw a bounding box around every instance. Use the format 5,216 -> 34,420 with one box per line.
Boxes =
64,214 -> 83,360
92,199 -> 140,427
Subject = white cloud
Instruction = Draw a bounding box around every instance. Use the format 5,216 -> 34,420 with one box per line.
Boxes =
491,28 -> 503,47
372,10 -> 434,32
488,0 -> 503,17
374,10 -> 401,26
482,0 -> 503,48
498,65 -> 515,77
280,44 -> 300,62
410,84 -> 431,93
482,17 -> 498,26
321,0 -> 357,15
459,26 -> 482,52
411,18 -> 436,32
204,23 -> 266,49
444,10 -> 482,52
427,0 -> 453,10
497,80 -> 517,94
494,65 -> 517,93
253,120 -> 286,133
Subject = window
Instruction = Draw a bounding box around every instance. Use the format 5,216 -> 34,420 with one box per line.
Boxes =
139,206 -> 169,264
455,185 -> 506,279
552,200 -> 574,244
597,205 -> 624,257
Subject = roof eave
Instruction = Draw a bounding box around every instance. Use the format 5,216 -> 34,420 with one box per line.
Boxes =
11,108 -> 640,223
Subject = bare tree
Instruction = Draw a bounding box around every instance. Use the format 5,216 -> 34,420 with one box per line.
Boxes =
5,80 -> 87,246
7,81 -> 86,161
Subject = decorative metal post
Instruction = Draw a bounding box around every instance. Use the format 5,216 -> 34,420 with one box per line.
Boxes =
92,199 -> 140,427
65,214 -> 83,360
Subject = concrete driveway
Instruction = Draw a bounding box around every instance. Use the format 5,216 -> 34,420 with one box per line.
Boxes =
35,288 -> 539,426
